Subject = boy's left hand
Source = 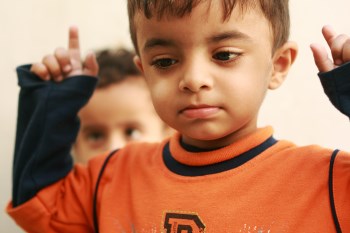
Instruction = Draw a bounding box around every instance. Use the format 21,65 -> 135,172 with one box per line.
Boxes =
311,25 -> 350,73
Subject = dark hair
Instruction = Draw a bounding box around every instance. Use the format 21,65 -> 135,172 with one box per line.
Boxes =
127,0 -> 290,54
95,48 -> 141,88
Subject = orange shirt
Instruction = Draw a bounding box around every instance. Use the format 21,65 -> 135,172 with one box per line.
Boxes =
7,127 -> 350,232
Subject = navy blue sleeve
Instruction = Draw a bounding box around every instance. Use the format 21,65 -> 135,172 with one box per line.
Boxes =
12,65 -> 97,207
319,62 -> 350,118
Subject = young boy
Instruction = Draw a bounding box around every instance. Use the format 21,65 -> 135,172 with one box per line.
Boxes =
73,48 -> 173,164
7,0 -> 350,232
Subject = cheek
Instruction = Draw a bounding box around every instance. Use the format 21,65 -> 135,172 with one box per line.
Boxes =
75,139 -> 92,154
219,70 -> 269,108
74,133 -> 87,152
136,72 -> 174,136
236,59 -> 271,88
73,140 -> 92,163
149,79 -> 175,112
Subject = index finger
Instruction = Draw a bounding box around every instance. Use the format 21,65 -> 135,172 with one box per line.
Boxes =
69,26 -> 80,50
322,25 -> 337,48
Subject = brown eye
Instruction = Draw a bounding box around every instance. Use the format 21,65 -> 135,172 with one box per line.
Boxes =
152,58 -> 177,69
87,131 -> 105,142
213,51 -> 238,61
84,130 -> 107,149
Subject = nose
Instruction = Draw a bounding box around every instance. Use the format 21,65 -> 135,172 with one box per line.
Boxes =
107,133 -> 126,150
178,57 -> 213,93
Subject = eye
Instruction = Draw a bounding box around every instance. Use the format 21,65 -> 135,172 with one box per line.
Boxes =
84,130 -> 107,149
151,58 -> 177,69
212,51 -> 240,62
86,131 -> 105,142
125,128 -> 142,141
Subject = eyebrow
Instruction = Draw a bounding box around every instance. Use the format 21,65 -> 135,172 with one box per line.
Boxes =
207,30 -> 252,43
82,125 -> 105,132
143,38 -> 176,53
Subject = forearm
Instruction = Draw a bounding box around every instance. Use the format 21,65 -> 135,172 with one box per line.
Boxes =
12,65 -> 97,206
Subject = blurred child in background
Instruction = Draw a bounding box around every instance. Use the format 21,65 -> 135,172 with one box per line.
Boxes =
73,48 -> 173,164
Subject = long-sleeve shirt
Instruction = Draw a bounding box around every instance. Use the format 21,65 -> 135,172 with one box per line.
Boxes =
6,63 -> 350,232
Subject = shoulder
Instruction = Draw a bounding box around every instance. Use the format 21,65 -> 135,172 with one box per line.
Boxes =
268,141 -> 349,176
275,140 -> 339,159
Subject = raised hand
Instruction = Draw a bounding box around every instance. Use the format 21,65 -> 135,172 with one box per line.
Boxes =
311,25 -> 350,73
30,26 -> 99,81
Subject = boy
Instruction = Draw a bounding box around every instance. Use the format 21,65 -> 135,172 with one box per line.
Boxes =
73,48 -> 173,164
7,0 -> 350,232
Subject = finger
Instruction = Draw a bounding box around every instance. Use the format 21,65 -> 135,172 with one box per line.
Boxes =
68,26 -> 81,62
67,26 -> 84,73
42,54 -> 63,82
30,63 -> 50,81
321,25 -> 350,65
83,52 -> 99,76
329,34 -> 349,66
342,38 -> 350,63
322,25 -> 337,48
310,43 -> 334,73
54,47 -> 72,73
68,26 -> 80,50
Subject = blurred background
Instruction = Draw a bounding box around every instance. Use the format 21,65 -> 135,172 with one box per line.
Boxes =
0,0 -> 349,232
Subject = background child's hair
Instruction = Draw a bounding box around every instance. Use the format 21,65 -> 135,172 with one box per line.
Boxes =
127,0 -> 289,53
95,48 -> 140,88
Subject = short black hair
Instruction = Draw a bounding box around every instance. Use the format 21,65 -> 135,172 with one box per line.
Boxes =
96,48 -> 141,88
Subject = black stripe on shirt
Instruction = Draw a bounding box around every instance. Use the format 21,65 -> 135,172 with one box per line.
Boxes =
163,136 -> 277,176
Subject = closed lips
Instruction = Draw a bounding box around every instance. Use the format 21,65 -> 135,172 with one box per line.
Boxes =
180,105 -> 220,118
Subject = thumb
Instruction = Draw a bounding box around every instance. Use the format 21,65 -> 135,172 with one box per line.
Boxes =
310,43 -> 334,73
83,52 -> 99,76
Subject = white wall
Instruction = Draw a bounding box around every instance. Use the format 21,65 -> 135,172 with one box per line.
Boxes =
259,1 -> 350,151
0,1 -> 349,232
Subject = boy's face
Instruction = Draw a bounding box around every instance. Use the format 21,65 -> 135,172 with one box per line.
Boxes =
134,2 -> 283,149
73,77 -> 170,164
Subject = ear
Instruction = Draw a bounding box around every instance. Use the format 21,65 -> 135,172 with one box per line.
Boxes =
133,55 -> 144,74
269,41 -> 298,90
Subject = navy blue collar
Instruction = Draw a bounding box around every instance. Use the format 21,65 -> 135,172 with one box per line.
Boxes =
163,137 -> 277,176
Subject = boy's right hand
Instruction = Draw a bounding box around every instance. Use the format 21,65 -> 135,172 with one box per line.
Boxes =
30,26 -> 99,82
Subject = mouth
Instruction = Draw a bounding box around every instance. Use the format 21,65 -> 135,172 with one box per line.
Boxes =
179,104 -> 220,119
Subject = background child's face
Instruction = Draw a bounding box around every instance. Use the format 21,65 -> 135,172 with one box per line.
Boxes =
73,76 -> 170,164
134,2 -> 277,148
